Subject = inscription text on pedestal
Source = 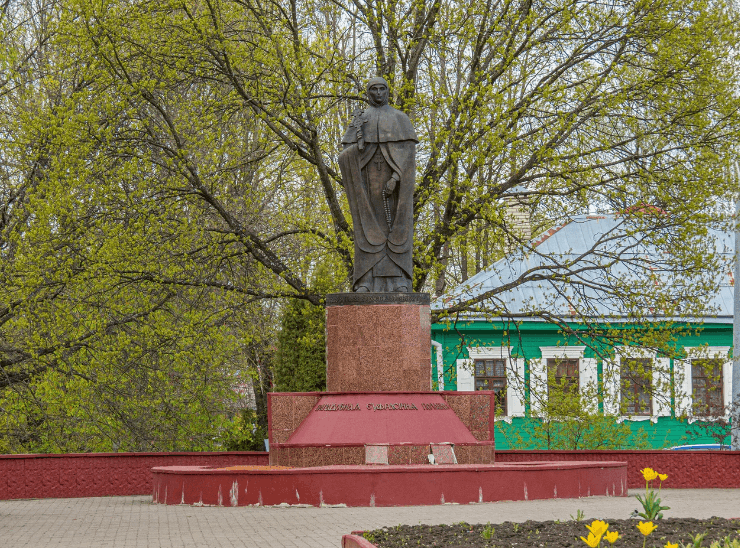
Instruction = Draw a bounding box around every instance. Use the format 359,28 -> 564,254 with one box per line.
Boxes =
367,402 -> 418,411
315,404 -> 361,411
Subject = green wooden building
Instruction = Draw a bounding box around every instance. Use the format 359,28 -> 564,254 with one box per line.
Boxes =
431,214 -> 734,449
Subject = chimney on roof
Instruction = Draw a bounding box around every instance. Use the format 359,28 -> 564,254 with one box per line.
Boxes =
503,187 -> 532,253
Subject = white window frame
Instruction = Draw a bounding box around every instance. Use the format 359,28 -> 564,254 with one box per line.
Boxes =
431,340 -> 444,391
676,346 -> 731,420
530,346 -> 597,413
457,346 -> 525,417
605,347 -> 670,421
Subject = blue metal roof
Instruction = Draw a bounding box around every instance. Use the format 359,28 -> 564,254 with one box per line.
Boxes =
433,214 -> 733,323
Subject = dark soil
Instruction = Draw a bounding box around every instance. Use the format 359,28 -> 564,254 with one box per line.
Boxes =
363,518 -> 740,548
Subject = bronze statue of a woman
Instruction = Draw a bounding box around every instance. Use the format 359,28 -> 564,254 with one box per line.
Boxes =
338,77 -> 417,292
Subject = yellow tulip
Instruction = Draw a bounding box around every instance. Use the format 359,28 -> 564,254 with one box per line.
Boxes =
604,531 -> 620,544
665,542 -> 678,548
658,473 -> 668,482
581,532 -> 602,548
640,468 -> 659,481
587,520 -> 610,538
637,522 -> 658,536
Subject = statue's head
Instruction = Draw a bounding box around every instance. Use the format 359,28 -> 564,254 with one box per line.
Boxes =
366,77 -> 389,107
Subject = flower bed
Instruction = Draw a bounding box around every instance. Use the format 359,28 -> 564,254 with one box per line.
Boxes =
350,469 -> 740,548
356,518 -> 740,548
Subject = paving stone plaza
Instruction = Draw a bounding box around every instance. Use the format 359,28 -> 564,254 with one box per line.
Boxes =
1,489 -> 738,547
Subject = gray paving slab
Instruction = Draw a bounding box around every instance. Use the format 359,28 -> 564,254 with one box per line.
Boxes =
0,490 -> 738,548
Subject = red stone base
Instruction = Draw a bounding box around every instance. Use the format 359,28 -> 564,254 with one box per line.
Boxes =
325,293 -> 431,391
270,442 -> 495,467
268,391 -> 496,466
151,460 -> 628,507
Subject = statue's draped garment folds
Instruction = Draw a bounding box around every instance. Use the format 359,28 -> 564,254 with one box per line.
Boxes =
338,80 -> 417,292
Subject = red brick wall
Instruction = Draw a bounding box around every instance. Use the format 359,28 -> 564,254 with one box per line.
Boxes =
2,449 -> 737,501
496,450 -> 740,489
0,451 -> 268,500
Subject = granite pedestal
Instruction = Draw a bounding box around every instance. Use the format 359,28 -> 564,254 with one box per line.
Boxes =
268,292 -> 496,467
325,292 -> 431,392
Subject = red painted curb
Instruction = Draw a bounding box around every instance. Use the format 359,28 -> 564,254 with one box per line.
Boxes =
152,461 -> 628,507
342,534 -> 379,548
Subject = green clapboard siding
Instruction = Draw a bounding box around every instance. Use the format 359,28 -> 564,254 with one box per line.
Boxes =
431,319 -> 733,449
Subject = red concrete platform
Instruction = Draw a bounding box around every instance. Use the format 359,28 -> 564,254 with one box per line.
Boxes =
151,460 -> 628,507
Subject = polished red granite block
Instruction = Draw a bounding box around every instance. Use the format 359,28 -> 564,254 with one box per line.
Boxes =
374,354 -> 397,391
467,446 -> 483,464
303,447 -> 324,468
334,346 -> 359,388
408,444 -> 430,464
268,393 -> 321,456
454,443 -> 495,464
272,447 -> 288,466
399,311 -> 423,345
365,445 -> 389,465
418,358 -> 430,381
326,306 -> 340,326
454,445 -> 471,465
281,441 -> 496,467
444,395 -> 472,430
385,445 -> 432,465
326,302 -> 431,392
326,324 -> 340,363
442,392 -> 494,440
343,446 -> 364,465
358,307 -> 380,347
470,395 -> 491,433
358,346 -> 386,388
275,430 -> 292,444
324,447 -> 343,466
270,394 -> 292,443
378,316 -> 402,348
431,444 -> 456,464
388,445 -> 410,465
385,364 -> 405,390
292,395 -> 320,430
288,447 -> 306,468
472,430 -> 489,441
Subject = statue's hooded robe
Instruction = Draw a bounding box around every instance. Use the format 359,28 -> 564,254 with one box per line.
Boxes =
338,78 -> 417,290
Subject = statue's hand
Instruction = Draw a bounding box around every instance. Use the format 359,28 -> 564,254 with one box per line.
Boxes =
384,177 -> 397,194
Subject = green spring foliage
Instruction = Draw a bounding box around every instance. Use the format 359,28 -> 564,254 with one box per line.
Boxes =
2,0 -> 740,452
274,298 -> 327,393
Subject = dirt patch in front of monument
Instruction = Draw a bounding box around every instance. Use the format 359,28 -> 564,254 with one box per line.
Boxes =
363,518 -> 740,548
